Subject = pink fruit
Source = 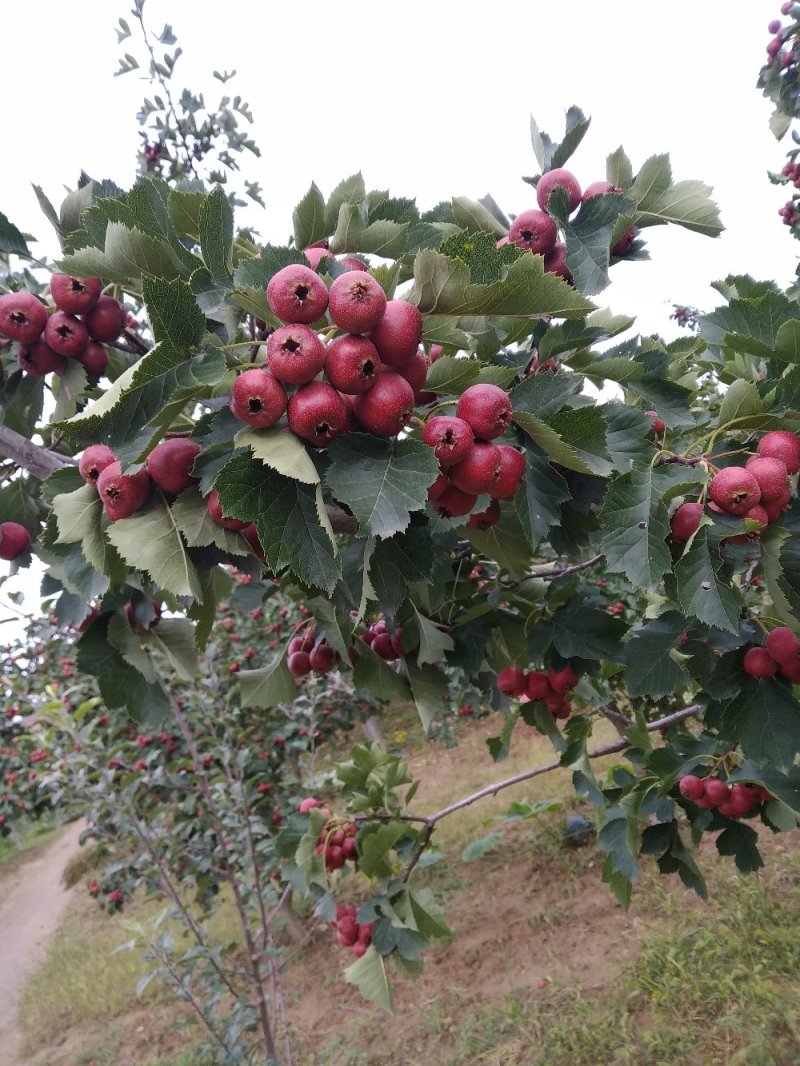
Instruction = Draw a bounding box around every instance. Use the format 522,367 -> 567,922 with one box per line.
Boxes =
455,384 -> 513,440
508,209 -> 558,255
582,181 -> 622,201
324,335 -> 382,394
427,472 -> 449,501
50,274 -> 102,315
267,264 -> 329,325
303,246 -> 333,270
287,382 -> 348,446
146,438 -> 201,495
525,671 -> 552,701
548,666 -> 579,693
543,243 -> 572,282
267,324 -> 327,385
449,443 -> 502,495
422,416 -> 475,467
744,455 -> 790,503
328,271 -> 387,334
763,490 -> 791,523
493,446 -> 526,499
0,292 -> 47,344
353,372 -> 414,437
536,168 -> 582,213
84,296 -> 125,343
433,485 -> 477,518
74,341 -> 109,379
288,651 -> 312,677
97,462 -> 152,521
704,778 -> 730,806
709,467 -> 761,516
396,347 -> 430,395
645,410 -> 666,435
309,643 -> 336,673
0,522 -> 31,561
369,301 -> 423,367
229,369 -> 288,428
670,502 -> 703,542
467,498 -> 501,529
611,227 -> 636,257
206,489 -> 247,530
742,504 -> 769,532
79,444 -> 117,484
757,430 -> 800,475
765,627 -> 800,664
497,665 -> 526,696
678,774 -> 705,802
18,340 -> 66,377
742,646 -> 778,678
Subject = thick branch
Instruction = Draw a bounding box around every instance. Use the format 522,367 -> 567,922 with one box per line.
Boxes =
0,426 -> 73,480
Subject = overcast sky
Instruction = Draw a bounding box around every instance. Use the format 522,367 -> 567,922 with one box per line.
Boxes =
1,0 -> 798,633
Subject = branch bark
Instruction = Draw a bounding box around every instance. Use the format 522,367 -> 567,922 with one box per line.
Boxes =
0,426 -> 73,480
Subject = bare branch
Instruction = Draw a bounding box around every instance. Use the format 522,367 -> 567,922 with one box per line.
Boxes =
0,426 -> 73,480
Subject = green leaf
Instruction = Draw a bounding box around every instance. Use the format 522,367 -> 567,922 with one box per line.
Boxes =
357,822 -> 407,879
292,182 -> 328,250
760,526 -> 798,628
359,220 -> 409,259
423,355 -> 480,395
239,647 -> 297,709
325,434 -> 439,539
549,190 -> 637,295
324,173 -> 366,235
58,221 -> 189,282
408,249 -> 594,320
405,660 -> 450,734
550,590 -> 628,662
513,412 -> 592,475
546,406 -> 612,476
198,186 -> 233,284
551,106 -> 591,169
369,528 -> 434,615
169,488 -> 249,552
451,197 -> 507,238
344,946 -> 392,1011
406,603 -> 454,667
106,500 -> 202,600
600,466 -> 672,586
439,229 -> 523,284
603,404 -> 654,469
465,506 -> 535,577
234,426 -> 319,485
52,484 -> 103,544
0,210 -> 31,256
628,154 -> 723,236
461,832 -> 504,862
512,449 -> 570,548
699,290 -> 799,359
717,379 -> 764,428
674,530 -> 743,633
215,454 -> 339,593
621,611 -> 689,698
721,677 -> 800,773
353,643 -> 411,702
598,805 -> 640,882
606,147 -> 633,190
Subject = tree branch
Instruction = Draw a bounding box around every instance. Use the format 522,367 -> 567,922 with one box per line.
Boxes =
0,426 -> 74,480
502,553 -> 605,588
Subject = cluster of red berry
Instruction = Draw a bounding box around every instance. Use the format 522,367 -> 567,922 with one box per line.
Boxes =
742,626 -> 800,682
227,262 -> 429,446
678,774 -> 772,818
498,168 -> 636,284
78,436 -> 199,522
497,664 -> 579,719
298,796 -> 358,871
424,385 -> 526,525
0,275 -> 123,380
670,430 -> 800,544
287,627 -> 341,677
766,10 -> 796,67
359,618 -> 407,662
334,903 -> 373,957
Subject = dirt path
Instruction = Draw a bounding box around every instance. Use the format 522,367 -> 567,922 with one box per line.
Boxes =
0,821 -> 84,1066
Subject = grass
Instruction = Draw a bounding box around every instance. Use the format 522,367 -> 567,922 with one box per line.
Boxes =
0,815 -> 62,884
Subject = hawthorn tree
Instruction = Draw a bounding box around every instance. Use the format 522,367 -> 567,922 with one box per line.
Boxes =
2,3 -> 800,1061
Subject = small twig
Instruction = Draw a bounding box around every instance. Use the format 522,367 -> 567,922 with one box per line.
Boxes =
0,425 -> 74,479
503,553 -> 605,588
598,704 -> 634,737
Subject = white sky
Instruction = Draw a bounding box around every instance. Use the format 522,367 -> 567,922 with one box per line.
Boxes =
1,0 -> 798,632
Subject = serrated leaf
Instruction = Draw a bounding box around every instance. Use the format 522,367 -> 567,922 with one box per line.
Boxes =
550,590 -> 628,661
405,659 -> 450,734
512,411 -> 592,474
548,190 -> 636,295
325,435 -> 438,539
357,822 -> 408,879
674,530 -> 743,633
344,946 -> 392,1011
717,379 -> 765,428
353,641 -> 411,701
324,173 -> 366,235
629,154 -> 723,236
621,611 -> 689,698
58,221 -> 189,282
53,484 -> 103,544
215,452 -> 340,593
451,197 -> 507,238
721,677 -> 800,773
513,449 -> 570,547
169,488 -> 249,552
551,107 -> 591,170
239,646 -> 297,709
407,603 -> 454,667
408,249 -> 594,320
106,500 -> 202,600
292,182 -> 328,250
601,466 -> 671,586
423,355 -> 480,395
370,529 -> 435,615
234,426 -> 319,485
465,506 -> 535,577
461,832 -> 504,862
198,186 -> 233,284
0,210 -> 31,256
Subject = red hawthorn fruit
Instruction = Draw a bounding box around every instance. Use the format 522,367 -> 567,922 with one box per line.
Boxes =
267,324 -> 327,385
763,490 -> 791,523
779,655 -> 800,682
287,382 -> 348,446
678,774 -> 705,802
433,485 -> 477,518
670,502 -> 703,542
704,778 -> 730,807
508,209 -> 558,255
18,339 -> 66,377
324,334 -> 382,394
497,665 -> 526,696
766,627 -> 800,663
548,666 -> 579,693
742,646 -> 778,678
230,368 -> 288,429
97,462 -> 152,521
422,416 -> 475,467
0,291 -> 48,344
396,347 -> 430,396
288,652 -> 312,677
543,243 -> 572,282
427,471 -> 449,501
79,444 -> 117,484
709,467 -> 761,516
757,430 -> 800,475
467,498 -> 501,529
611,226 -> 636,257
353,372 -> 414,437
242,523 -> 266,563
450,442 -> 502,495
50,274 -> 102,315
0,522 -> 31,561
729,783 -> 758,815
309,643 -> 336,673
455,383 -> 513,440
744,455 -> 790,503
74,340 -> 109,379
206,489 -> 248,530
303,246 -> 333,270
328,271 -> 387,334
741,504 -> 769,532
266,264 -> 329,325
44,311 -> 89,357
146,438 -> 201,495
536,168 -> 582,213
369,300 -> 423,367
126,599 -> 162,633
493,446 -> 526,500
645,410 -> 666,435
84,296 -> 125,343
371,633 -> 396,660
525,671 -> 552,701
340,256 -> 367,272
582,181 -> 622,201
